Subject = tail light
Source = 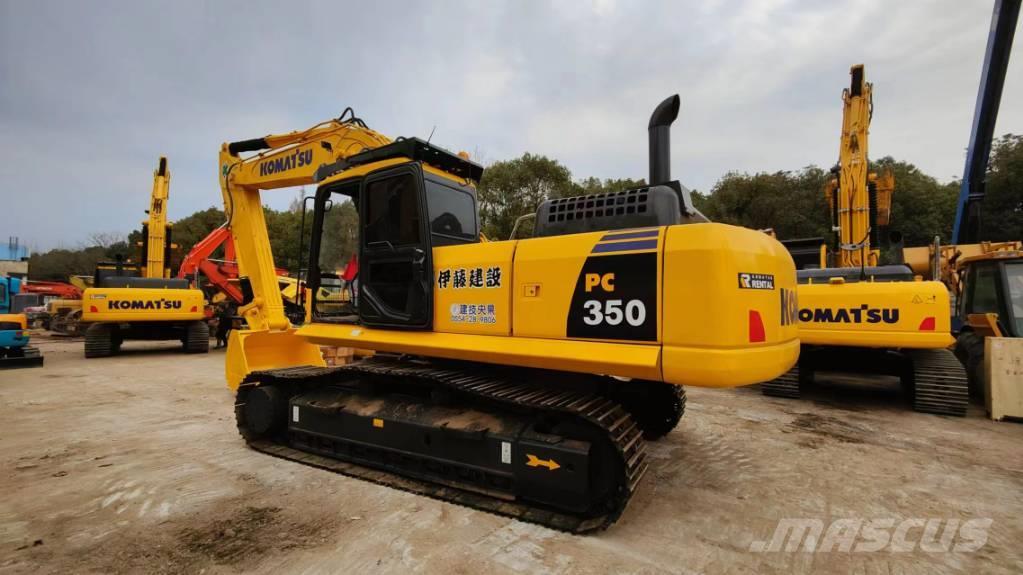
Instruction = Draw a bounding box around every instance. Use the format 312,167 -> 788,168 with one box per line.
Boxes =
15,330 -> 23,339
918,317 -> 936,331
748,310 -> 766,343
89,306 -> 98,313
190,306 -> 198,312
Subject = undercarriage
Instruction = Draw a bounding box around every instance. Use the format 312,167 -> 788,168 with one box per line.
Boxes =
761,347 -> 969,416
235,357 -> 685,533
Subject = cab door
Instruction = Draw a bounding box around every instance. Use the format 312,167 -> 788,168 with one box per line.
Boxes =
357,164 -> 433,329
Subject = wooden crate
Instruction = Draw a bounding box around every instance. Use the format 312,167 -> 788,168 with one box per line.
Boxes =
320,346 -> 356,367
984,337 -> 1023,421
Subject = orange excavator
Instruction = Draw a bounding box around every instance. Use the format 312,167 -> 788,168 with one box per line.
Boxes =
177,225 -> 246,304
177,225 -> 309,324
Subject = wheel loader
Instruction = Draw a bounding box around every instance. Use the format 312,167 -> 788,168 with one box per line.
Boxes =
220,98 -> 799,532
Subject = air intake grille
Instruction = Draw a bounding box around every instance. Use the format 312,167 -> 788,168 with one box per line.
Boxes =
547,189 -> 650,223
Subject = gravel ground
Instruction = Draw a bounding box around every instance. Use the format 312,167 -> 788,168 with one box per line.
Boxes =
1,335 -> 1021,574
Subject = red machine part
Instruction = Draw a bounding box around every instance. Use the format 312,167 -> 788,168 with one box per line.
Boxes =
177,226 -> 244,303
177,226 -> 288,304
22,281 -> 82,299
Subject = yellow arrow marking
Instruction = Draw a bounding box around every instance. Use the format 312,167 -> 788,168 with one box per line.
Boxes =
525,454 -> 561,471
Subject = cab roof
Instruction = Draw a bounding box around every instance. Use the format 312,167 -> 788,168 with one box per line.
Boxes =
313,137 -> 484,184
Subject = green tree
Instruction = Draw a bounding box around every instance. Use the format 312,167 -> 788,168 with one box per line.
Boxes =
570,177 -> 646,197
169,207 -> 227,256
874,157 -> 958,248
967,134 -> 1023,242
477,153 -> 574,240
28,237 -> 134,281
699,167 -> 830,239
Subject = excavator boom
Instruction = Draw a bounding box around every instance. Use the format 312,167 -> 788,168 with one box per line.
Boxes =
144,157 -> 171,279
220,113 -> 392,332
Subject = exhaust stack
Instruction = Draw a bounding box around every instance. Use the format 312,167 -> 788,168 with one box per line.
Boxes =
648,95 -> 681,186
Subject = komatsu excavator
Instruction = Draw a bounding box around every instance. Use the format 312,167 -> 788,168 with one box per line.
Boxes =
81,158 -> 208,357
761,65 -> 968,416
221,99 -> 799,532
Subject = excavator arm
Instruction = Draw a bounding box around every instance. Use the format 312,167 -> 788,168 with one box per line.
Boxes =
177,225 -> 244,303
178,225 -> 232,279
178,224 -> 293,306
143,157 -> 171,279
219,112 -> 392,331
824,65 -> 894,269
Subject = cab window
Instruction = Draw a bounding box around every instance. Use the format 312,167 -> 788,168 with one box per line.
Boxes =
967,263 -> 1003,315
364,174 -> 421,247
425,177 -> 477,244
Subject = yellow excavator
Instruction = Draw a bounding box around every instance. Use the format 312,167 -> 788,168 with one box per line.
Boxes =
220,100 -> 798,532
761,65 -> 968,416
81,157 -> 208,357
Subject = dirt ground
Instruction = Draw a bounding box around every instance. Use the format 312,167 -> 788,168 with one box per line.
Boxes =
1,336 -> 1021,574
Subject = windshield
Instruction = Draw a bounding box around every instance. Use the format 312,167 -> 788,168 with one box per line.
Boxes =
1007,262 -> 1023,336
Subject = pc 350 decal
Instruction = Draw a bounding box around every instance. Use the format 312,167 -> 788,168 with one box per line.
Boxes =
567,252 -> 657,341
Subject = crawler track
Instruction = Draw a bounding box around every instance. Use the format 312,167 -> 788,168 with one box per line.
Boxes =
236,358 -> 649,533
0,346 -> 43,369
909,349 -> 968,417
760,367 -> 801,399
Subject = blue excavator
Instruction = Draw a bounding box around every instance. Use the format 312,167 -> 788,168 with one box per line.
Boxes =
1,275 -> 44,368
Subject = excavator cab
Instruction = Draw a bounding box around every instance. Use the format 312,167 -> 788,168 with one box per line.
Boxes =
953,253 -> 1023,391
957,255 -> 1023,339
307,139 -> 483,329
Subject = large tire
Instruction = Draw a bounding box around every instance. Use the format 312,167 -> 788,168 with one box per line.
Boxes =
183,321 -> 210,354
954,331 -> 986,397
84,323 -> 114,358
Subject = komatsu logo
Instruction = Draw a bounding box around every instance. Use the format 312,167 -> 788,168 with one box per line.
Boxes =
780,288 -> 798,326
798,305 -> 900,324
259,148 -> 313,177
108,299 -> 183,311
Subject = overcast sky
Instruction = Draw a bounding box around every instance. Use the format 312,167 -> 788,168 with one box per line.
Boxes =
1,0 -> 1020,252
